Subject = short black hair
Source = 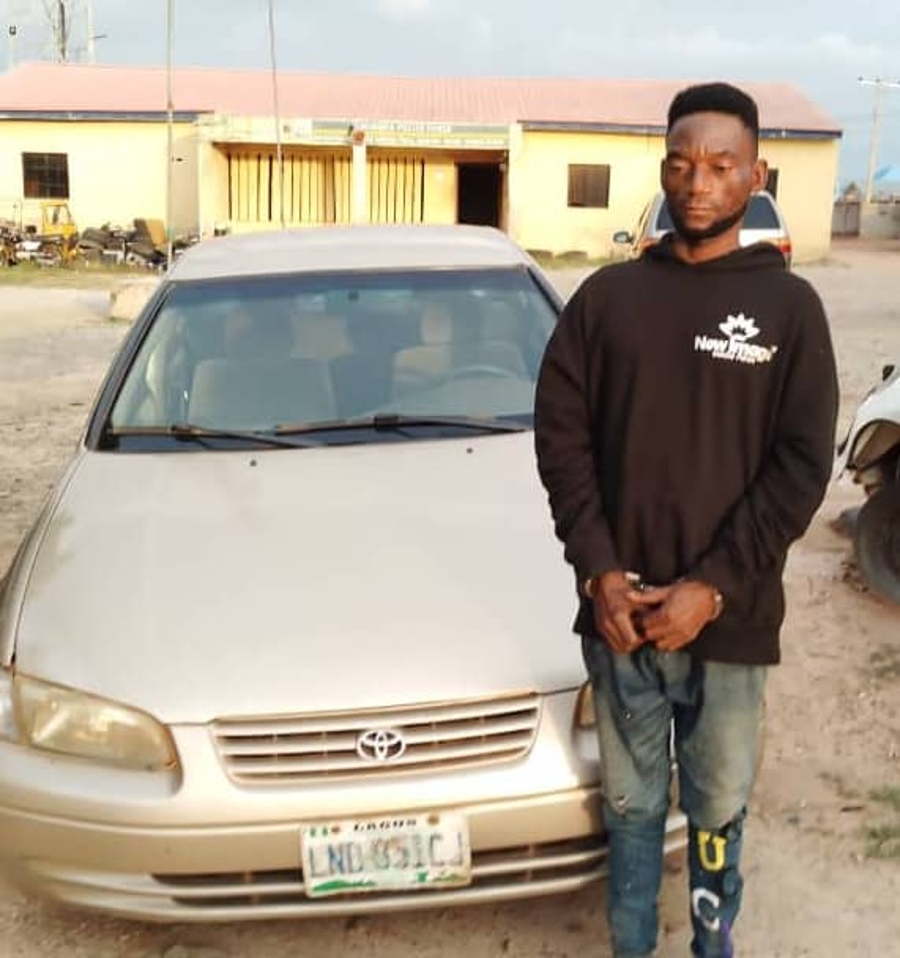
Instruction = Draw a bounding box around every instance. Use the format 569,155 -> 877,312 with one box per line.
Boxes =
667,82 -> 759,140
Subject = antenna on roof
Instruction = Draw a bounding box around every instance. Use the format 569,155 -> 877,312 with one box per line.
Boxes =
266,0 -> 286,229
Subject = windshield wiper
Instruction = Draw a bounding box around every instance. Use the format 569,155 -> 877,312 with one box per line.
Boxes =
274,413 -> 528,436
107,423 -> 317,449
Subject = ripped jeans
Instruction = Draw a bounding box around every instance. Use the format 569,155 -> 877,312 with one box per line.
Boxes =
582,638 -> 767,958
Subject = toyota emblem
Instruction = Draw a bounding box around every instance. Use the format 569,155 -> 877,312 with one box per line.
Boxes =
356,728 -> 406,762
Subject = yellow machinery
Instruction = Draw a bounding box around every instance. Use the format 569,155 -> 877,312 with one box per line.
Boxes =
34,200 -> 79,264
11,200 -> 79,266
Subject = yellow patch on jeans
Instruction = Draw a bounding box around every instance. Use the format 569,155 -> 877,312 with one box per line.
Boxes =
697,830 -> 727,872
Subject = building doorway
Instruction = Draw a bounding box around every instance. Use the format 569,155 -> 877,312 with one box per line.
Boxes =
457,164 -> 502,227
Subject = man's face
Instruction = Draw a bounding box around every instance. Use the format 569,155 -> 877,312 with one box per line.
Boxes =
661,112 -> 767,244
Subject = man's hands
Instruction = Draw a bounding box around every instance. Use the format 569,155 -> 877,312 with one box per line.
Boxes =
592,572 -> 722,655
591,571 -> 646,654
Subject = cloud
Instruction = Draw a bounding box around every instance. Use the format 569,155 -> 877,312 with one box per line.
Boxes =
376,0 -> 433,20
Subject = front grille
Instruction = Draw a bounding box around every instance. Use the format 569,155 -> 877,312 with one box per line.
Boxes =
152,834 -> 607,909
212,693 -> 541,784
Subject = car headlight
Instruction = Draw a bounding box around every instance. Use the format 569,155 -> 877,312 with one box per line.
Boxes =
574,681 -> 596,729
11,673 -> 178,771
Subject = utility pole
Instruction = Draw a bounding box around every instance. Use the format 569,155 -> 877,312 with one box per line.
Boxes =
41,0 -> 69,61
86,0 -> 95,63
859,77 -> 900,203
56,0 -> 67,61
166,0 -> 175,267
266,0 -> 285,228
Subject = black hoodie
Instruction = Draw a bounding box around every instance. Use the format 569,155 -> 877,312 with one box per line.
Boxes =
534,237 -> 839,665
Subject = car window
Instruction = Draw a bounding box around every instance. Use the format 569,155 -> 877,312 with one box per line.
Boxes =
654,194 -> 780,232
655,200 -> 674,232
741,195 -> 781,229
108,268 -> 557,439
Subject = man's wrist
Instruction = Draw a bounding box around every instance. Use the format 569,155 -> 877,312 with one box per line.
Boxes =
583,569 -> 627,598
583,574 -> 601,598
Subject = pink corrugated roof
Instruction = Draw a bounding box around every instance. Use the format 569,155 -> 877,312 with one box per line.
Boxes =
0,62 -> 840,134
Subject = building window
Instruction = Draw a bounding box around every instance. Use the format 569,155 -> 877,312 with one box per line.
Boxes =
22,153 -> 70,199
567,164 -> 610,208
765,168 -> 779,199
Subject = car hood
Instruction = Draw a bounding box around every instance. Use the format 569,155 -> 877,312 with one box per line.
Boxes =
15,436 -> 583,723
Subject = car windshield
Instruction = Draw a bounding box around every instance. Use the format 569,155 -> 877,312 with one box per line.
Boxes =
108,267 -> 557,446
656,194 -> 780,231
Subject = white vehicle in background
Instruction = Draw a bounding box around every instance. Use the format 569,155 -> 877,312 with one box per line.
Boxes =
834,363 -> 900,604
614,191 -> 793,267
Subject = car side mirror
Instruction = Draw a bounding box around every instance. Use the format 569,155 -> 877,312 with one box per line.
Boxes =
612,231 -> 634,245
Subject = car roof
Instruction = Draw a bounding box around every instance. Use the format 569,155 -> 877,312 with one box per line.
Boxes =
168,225 -> 534,282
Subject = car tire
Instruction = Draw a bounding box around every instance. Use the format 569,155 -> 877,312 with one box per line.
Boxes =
854,482 -> 900,605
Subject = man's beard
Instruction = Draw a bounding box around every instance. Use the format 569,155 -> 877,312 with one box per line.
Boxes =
668,200 -> 749,244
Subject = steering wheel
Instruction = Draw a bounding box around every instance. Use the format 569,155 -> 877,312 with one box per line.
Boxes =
440,364 -> 514,382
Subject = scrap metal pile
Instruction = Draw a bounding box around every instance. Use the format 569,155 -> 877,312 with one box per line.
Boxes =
0,203 -> 198,270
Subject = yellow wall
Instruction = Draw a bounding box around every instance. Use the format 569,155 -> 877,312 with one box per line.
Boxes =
0,119 -> 198,234
197,142 -> 230,236
512,128 -> 663,258
423,155 -> 457,223
757,138 -> 839,262
511,127 -> 839,263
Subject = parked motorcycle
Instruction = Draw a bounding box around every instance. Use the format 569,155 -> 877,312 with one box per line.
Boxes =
834,363 -> 900,603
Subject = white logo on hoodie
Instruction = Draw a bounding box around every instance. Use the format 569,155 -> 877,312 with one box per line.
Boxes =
694,313 -> 779,365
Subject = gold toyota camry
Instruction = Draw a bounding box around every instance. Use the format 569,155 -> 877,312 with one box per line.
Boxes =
0,226 -> 686,921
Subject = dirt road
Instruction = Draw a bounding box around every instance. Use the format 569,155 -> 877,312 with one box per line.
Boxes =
1,247 -> 899,957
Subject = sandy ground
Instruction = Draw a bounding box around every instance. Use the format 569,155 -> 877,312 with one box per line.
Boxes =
1,245 -> 899,957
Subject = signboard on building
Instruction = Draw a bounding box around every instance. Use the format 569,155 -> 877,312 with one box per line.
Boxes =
200,115 -> 509,150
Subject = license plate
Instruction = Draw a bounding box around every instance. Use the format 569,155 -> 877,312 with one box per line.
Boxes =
301,812 -> 471,898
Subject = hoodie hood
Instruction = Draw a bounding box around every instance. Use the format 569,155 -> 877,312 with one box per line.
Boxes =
645,233 -> 787,272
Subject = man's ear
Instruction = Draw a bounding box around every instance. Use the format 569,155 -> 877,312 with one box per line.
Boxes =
752,157 -> 769,193
659,157 -> 667,189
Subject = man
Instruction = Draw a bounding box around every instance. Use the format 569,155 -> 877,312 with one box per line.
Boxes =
534,82 -> 838,958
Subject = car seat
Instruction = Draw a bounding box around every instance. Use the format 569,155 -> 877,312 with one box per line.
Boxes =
188,357 -> 336,430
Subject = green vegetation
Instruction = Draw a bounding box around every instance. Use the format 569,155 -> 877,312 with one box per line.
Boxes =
869,786 -> 900,813
865,823 -> 900,860
869,644 -> 900,682
527,249 -> 613,270
0,261 -> 151,290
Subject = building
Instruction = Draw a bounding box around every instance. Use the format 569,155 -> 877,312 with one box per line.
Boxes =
0,63 -> 841,261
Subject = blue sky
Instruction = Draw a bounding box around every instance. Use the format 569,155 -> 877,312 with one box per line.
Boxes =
4,0 -> 900,187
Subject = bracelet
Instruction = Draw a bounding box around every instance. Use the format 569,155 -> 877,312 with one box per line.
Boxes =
710,587 -> 725,620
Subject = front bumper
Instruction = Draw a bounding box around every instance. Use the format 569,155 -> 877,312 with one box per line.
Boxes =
0,785 -> 686,921
0,693 -> 687,921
